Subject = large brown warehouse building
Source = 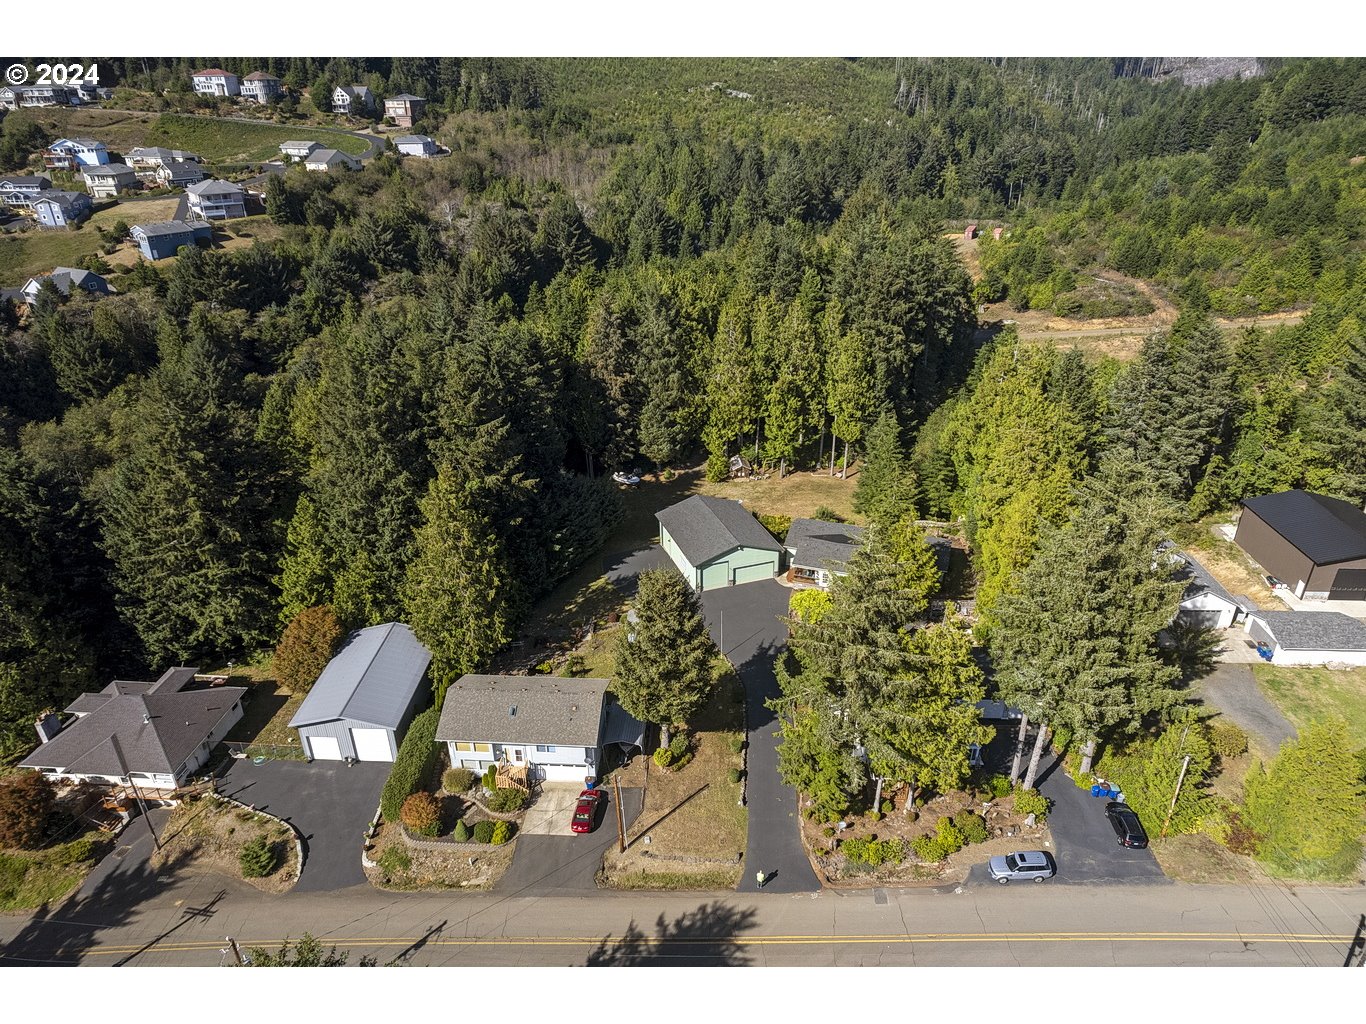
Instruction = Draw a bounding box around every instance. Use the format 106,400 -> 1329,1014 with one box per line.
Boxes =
1234,490 -> 1366,601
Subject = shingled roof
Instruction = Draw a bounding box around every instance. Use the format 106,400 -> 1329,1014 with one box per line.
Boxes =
785,518 -> 866,572
656,495 -> 782,565
289,622 -> 431,730
1250,611 -> 1366,651
1242,490 -> 1366,565
437,675 -> 608,748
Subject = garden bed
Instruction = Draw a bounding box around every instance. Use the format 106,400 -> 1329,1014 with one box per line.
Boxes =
150,794 -> 299,894
364,819 -> 514,892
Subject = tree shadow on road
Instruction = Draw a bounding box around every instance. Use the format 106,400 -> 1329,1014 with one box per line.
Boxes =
585,900 -> 759,966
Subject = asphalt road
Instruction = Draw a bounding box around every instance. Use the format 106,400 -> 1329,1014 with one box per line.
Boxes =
218,758 -> 389,893
496,787 -> 643,895
1195,664 -> 1297,756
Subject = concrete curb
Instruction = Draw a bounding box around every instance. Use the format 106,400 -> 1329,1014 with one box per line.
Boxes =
206,791 -> 305,882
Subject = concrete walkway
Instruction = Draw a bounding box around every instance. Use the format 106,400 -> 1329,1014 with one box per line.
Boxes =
1194,664 -> 1297,757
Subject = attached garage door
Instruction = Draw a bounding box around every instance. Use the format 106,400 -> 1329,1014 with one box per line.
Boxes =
700,561 -> 729,591
1329,568 -> 1366,601
351,727 -> 394,762
308,735 -> 342,760
732,561 -> 773,586
1178,609 -> 1224,629
533,762 -> 590,782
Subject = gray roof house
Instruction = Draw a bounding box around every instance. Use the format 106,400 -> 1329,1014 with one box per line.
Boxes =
0,175 -> 53,207
1164,544 -> 1245,630
156,159 -> 206,188
82,163 -> 139,198
132,220 -> 213,261
304,148 -> 361,172
656,495 -> 783,591
333,84 -> 376,115
289,622 -> 432,762
784,518 -> 866,588
32,189 -> 92,228
1245,611 -> 1366,667
128,146 -> 203,170
279,140 -> 321,161
21,267 -> 113,305
395,134 -> 438,157
19,668 -> 246,791
241,71 -> 282,105
436,675 -> 644,783
186,179 -> 247,220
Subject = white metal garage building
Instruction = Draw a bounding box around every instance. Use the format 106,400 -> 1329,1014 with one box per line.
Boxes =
290,621 -> 432,762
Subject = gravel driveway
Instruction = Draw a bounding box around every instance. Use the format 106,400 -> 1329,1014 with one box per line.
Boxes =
1194,664 -> 1296,757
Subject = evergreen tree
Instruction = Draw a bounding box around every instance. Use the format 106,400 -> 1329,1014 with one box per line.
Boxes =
275,496 -> 333,627
1114,708 -> 1215,837
853,411 -> 918,527
826,320 -> 875,477
274,605 -> 343,694
1324,334 -> 1366,503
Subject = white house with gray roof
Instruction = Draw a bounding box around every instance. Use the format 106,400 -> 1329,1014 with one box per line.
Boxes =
186,179 -> 247,220
395,134 -> 438,157
241,71 -> 282,104
0,175 -> 53,207
656,494 -> 783,591
1244,611 -> 1366,667
156,160 -> 206,188
332,84 -> 375,115
1165,545 -> 1250,630
304,148 -> 361,172
279,140 -> 321,162
784,518 -> 865,588
289,622 -> 432,762
82,163 -> 139,198
132,220 -> 213,260
22,267 -> 113,305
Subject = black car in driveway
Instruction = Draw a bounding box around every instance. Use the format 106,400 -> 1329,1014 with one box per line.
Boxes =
1106,802 -> 1149,848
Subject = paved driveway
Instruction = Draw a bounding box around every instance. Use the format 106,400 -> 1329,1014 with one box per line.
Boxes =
496,786 -> 642,894
604,544 -> 672,596
1195,663 -> 1297,757
521,783 -> 587,836
218,758 -> 388,893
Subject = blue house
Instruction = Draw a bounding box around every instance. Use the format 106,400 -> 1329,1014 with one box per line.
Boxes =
43,138 -> 110,170
32,190 -> 92,228
131,220 -> 213,261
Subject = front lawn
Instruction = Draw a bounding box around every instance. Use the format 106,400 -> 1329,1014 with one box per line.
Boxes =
0,835 -> 110,912
1253,665 -> 1366,748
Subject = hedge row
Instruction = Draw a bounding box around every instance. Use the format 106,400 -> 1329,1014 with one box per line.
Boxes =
380,706 -> 441,822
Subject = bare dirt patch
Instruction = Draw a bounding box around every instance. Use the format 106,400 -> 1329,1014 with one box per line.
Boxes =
152,793 -> 299,893
1177,525 -> 1289,611
1149,833 -> 1273,885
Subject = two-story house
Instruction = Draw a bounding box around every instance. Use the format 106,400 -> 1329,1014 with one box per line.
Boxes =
43,138 -> 110,171
186,179 -> 247,220
191,69 -> 240,97
279,140 -> 320,162
132,220 -> 213,261
332,84 -> 375,116
304,148 -> 361,172
383,94 -> 426,127
21,267 -> 114,305
156,159 -> 206,188
82,163 -> 139,198
0,85 -> 75,109
32,190 -> 93,228
128,146 -> 203,171
395,134 -> 439,158
241,71 -> 282,104
0,175 -> 54,208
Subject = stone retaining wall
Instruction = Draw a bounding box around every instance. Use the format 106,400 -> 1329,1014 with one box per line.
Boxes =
399,825 -> 516,853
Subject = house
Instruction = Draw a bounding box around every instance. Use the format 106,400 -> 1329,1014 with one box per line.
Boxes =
656,495 -> 784,591
1164,545 -> 1251,630
240,163 -> 285,202
394,134 -> 438,157
186,178 -> 247,220
279,140 -> 320,162
128,146 -> 202,171
383,93 -> 426,127
784,518 -> 866,589
332,84 -> 375,115
191,69 -> 240,97
43,138 -> 110,170
0,175 -> 54,207
436,675 -> 645,782
21,267 -> 113,305
18,668 -> 246,791
304,148 -> 361,172
31,190 -> 92,228
289,622 -> 431,762
240,71 -> 282,104
156,159 -> 206,188
81,163 -> 139,198
0,85 -> 76,109
131,220 -> 213,261
1244,611 -> 1366,667
1235,490 -> 1366,601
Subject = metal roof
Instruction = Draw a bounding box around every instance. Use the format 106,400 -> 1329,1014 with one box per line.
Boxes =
436,675 -> 608,748
1241,490 -> 1366,565
655,495 -> 782,566
600,696 -> 646,751
1249,610 -> 1366,651
289,622 -> 431,730
785,518 -> 865,572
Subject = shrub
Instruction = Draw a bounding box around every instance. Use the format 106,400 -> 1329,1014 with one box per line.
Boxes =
727,768 -> 742,784
868,811 -> 882,822
452,819 -> 471,842
954,811 -> 990,845
812,506 -> 843,523
491,820 -> 515,845
881,800 -> 894,814
55,836 -> 95,865
822,826 -> 836,837
0,772 -> 55,849
239,836 -> 278,878
482,765 -> 498,791
400,792 -> 441,837
377,845 -> 411,874
729,736 -> 746,754
756,513 -> 792,541
1210,721 -> 1249,759
986,774 -> 1014,800
488,787 -> 527,813
911,834 -> 949,862
844,836 -> 906,867
380,706 -> 441,822
1014,787 -> 1049,819
472,820 -> 496,844
443,768 -> 477,793
653,748 -> 675,768
274,605 -> 343,693
668,733 -> 689,759
935,817 -> 966,855
671,752 -> 693,771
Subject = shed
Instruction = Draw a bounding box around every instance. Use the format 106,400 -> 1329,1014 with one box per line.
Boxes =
656,494 -> 783,591
289,622 -> 432,761
1164,544 -> 1244,629
1244,611 -> 1366,667
1234,490 -> 1366,601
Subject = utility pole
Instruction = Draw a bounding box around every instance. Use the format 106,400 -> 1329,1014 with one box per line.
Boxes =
227,936 -> 247,966
612,773 -> 625,854
110,733 -> 160,851
1160,754 -> 1192,838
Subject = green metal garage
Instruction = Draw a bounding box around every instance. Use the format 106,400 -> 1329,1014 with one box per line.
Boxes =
656,495 -> 783,592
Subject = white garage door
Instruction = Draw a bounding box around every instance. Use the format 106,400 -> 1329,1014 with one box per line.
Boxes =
351,728 -> 394,762
534,762 -> 591,782
308,735 -> 342,760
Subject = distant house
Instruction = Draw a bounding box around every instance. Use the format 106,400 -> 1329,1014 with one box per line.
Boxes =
131,220 -> 213,261
191,69 -> 240,97
656,494 -> 784,591
31,190 -> 92,228
156,159 -> 206,188
0,85 -> 76,110
21,266 -> 113,305
332,84 -> 375,115
0,175 -> 54,207
279,140 -> 320,162
394,134 -> 438,157
1234,490 -> 1366,602
128,146 -> 203,171
1245,611 -> 1366,667
186,179 -> 247,220
81,163 -> 139,198
18,667 -> 246,791
383,93 -> 426,127
784,518 -> 866,589
304,148 -> 361,172
1165,545 -> 1250,630
43,138 -> 110,170
290,622 -> 431,762
436,674 -> 644,783
240,71 -> 282,104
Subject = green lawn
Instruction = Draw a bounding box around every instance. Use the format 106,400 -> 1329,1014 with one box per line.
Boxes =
140,115 -> 368,163
1253,665 -> 1366,748
0,228 -> 109,287
0,836 -> 107,912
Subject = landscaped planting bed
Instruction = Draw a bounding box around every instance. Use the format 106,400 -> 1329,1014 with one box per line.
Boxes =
151,793 -> 299,893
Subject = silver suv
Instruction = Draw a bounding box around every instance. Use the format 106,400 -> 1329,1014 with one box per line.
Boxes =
987,850 -> 1056,884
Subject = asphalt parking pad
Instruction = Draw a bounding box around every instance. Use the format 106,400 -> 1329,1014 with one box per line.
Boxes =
497,787 -> 642,894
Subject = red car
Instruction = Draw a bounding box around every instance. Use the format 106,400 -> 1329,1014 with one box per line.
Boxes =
571,789 -> 603,833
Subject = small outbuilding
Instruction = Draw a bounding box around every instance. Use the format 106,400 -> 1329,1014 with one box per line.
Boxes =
656,494 -> 783,591
1234,490 -> 1366,601
1244,611 -> 1366,667
289,622 -> 432,762
1165,545 -> 1245,629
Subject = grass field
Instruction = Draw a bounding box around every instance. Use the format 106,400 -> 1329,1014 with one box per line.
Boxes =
0,228 -> 108,287
1253,665 -> 1366,748
0,836 -> 108,912
698,466 -> 862,524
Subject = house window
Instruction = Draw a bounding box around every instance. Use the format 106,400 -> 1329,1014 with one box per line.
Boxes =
535,745 -> 550,752
474,743 -> 492,753
513,749 -> 524,762
455,742 -> 473,752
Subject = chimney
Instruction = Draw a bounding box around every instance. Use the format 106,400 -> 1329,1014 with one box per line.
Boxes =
35,713 -> 63,744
